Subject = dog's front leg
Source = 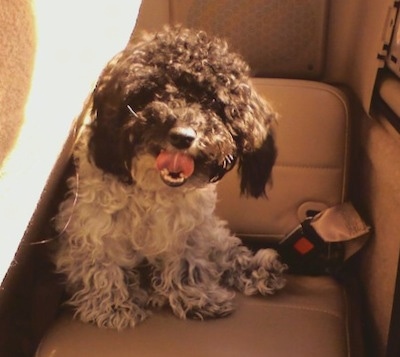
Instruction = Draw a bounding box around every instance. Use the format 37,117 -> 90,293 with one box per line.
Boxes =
58,254 -> 149,330
215,236 -> 287,296
151,257 -> 236,320
236,247 -> 287,296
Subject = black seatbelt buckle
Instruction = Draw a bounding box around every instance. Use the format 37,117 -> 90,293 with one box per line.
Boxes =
278,218 -> 344,275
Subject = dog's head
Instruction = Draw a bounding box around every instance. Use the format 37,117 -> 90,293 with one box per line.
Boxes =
88,26 -> 277,198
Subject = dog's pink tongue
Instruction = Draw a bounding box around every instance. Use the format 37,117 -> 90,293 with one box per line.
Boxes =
156,151 -> 195,178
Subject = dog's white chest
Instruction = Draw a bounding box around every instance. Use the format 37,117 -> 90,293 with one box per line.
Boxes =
116,185 -> 217,256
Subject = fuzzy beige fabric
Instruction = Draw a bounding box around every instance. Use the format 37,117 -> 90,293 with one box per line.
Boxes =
0,0 -> 36,168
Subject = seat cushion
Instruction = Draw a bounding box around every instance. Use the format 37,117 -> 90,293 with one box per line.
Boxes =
36,275 -> 350,357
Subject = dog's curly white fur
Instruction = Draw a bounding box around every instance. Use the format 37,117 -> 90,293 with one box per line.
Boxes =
54,26 -> 287,330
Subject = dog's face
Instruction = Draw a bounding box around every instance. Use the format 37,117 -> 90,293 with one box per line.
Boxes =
89,27 -> 277,197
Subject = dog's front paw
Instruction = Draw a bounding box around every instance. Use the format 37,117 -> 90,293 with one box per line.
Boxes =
169,286 -> 236,321
185,302 -> 234,320
147,292 -> 168,309
74,301 -> 149,330
242,248 -> 288,296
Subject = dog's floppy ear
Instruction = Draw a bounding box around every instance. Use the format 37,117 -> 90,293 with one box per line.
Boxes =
238,131 -> 277,198
88,53 -> 140,184
89,104 -> 135,184
220,82 -> 278,198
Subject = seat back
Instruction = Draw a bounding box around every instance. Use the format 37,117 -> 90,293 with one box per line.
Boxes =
133,0 -> 329,79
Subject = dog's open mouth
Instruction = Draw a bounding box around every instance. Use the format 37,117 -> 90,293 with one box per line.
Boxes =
155,151 -> 195,187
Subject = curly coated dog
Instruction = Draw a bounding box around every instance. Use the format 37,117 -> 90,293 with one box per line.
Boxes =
54,26 -> 287,330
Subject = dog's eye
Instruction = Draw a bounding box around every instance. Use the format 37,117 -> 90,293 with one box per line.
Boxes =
230,107 -> 239,117
207,98 -> 227,122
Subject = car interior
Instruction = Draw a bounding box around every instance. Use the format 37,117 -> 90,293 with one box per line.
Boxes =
1,0 -> 400,356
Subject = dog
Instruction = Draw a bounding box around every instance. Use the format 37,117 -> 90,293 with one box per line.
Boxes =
54,26 -> 287,330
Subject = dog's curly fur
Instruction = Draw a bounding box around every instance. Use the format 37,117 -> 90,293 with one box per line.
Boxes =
54,26 -> 287,330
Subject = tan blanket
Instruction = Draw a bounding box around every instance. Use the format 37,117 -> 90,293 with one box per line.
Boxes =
0,0 -> 36,167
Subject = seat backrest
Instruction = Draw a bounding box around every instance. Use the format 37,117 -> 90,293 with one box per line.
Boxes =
133,0 -> 329,79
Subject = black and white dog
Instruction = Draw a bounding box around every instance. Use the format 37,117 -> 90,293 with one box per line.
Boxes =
54,26 -> 286,330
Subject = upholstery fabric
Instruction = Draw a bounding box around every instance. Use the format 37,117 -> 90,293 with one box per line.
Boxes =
134,0 -> 329,79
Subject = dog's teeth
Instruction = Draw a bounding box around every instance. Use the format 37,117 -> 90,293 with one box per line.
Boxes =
160,169 -> 187,186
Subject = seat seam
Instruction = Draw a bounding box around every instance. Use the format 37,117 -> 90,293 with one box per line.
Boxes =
343,288 -> 352,357
250,302 -> 344,320
275,164 -> 343,170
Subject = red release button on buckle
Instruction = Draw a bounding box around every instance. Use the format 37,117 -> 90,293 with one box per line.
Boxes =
293,237 -> 315,255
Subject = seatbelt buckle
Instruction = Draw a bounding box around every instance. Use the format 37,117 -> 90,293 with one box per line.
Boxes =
278,217 -> 344,275
278,202 -> 371,275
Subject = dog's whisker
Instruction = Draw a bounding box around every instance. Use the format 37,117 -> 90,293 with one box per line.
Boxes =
127,105 -> 139,118
209,175 -> 220,183
220,154 -> 236,170
30,169 -> 80,246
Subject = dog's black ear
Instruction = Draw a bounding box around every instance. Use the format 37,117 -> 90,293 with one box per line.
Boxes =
88,108 -> 136,184
238,132 -> 277,198
216,76 -> 278,198
88,66 -> 139,184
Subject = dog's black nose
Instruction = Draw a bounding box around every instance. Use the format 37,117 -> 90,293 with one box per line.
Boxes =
169,127 -> 196,149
